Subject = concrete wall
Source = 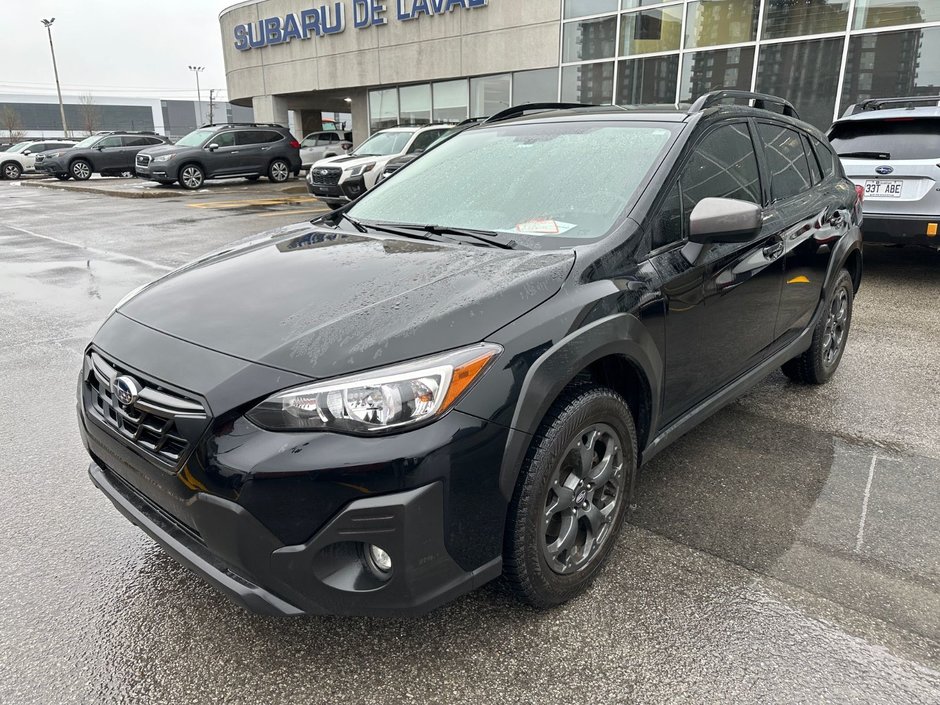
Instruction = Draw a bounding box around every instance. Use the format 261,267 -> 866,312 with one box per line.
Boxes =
219,0 -> 562,105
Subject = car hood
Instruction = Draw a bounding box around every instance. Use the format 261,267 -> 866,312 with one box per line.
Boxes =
139,144 -> 186,158
116,224 -> 574,379
313,153 -> 395,169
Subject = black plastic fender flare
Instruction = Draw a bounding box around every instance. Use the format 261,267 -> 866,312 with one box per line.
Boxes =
497,313 -> 663,500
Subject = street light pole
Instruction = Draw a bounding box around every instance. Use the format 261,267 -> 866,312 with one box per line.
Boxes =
188,66 -> 205,125
41,18 -> 69,137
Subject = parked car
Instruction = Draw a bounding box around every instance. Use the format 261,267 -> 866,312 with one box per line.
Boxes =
374,118 -> 485,185
35,131 -> 169,180
300,130 -> 352,169
829,95 -> 940,248
307,124 -> 452,208
80,92 -> 862,617
0,138 -> 79,179
135,122 -> 302,190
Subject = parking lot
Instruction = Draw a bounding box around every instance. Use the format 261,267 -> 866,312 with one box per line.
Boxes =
0,179 -> 938,704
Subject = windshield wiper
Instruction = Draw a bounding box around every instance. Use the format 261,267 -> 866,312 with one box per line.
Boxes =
322,211 -> 368,233
838,151 -> 891,160
373,223 -> 517,250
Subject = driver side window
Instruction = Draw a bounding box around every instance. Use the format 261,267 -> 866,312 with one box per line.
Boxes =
96,136 -> 123,149
650,122 -> 761,251
213,132 -> 236,148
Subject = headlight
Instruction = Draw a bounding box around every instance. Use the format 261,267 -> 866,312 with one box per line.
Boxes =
45,152 -> 61,159
152,154 -> 173,163
347,162 -> 376,177
246,343 -> 501,433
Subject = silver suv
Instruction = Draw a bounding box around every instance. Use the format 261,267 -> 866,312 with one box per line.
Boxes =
829,96 -> 940,247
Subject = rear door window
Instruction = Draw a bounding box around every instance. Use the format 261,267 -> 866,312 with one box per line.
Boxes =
801,134 -> 823,184
828,118 -> 940,160
757,123 -> 813,201
235,131 -> 263,146
811,137 -> 836,177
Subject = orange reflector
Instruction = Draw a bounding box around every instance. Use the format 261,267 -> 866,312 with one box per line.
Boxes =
928,223 -> 938,237
441,351 -> 498,411
787,275 -> 811,284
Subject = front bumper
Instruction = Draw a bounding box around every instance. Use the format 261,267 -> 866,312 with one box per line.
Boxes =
135,162 -> 175,182
862,215 -> 940,246
36,158 -> 66,175
306,175 -> 366,203
88,458 -> 497,616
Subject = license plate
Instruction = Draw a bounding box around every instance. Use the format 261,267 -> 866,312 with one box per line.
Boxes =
864,179 -> 903,198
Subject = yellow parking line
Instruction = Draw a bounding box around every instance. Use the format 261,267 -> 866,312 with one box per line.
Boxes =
259,208 -> 330,217
187,196 -> 319,210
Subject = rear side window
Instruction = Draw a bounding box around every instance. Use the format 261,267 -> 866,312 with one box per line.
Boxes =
811,137 -> 836,177
236,130 -> 281,145
145,137 -> 164,145
801,134 -> 823,184
651,122 -> 761,250
757,123 -> 813,201
123,136 -> 151,146
828,118 -> 940,160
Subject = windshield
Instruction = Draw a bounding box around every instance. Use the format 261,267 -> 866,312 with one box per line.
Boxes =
174,128 -> 216,148
73,135 -> 101,149
829,118 -> 940,160
348,121 -> 677,242
8,142 -> 29,153
352,130 -> 414,157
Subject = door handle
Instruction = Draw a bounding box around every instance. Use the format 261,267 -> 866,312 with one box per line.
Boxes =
763,242 -> 784,259
260,147 -> 271,151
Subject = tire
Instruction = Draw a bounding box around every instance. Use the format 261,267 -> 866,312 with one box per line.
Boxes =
178,164 -> 205,190
70,159 -> 92,181
54,174 -> 70,181
782,269 -> 854,385
268,158 -> 291,183
246,175 -> 260,182
1,161 -> 21,180
504,385 -> 637,608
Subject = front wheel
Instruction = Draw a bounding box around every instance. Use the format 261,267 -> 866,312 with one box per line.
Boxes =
178,164 -> 205,190
782,269 -> 854,385
504,386 -> 636,608
2,162 -> 22,180
70,159 -> 92,180
268,158 -> 291,183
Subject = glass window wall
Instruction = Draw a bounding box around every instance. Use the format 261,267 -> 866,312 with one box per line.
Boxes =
679,47 -> 756,104
617,54 -> 680,104
756,37 -> 844,129
562,62 -> 616,104
398,84 -> 431,126
853,0 -> 940,30
763,0 -> 850,40
564,0 -> 620,20
470,74 -> 511,118
564,16 -> 618,62
620,6 -> 683,56
685,0 -> 758,49
432,81 -> 469,123
513,68 -> 560,105
369,89 -> 398,132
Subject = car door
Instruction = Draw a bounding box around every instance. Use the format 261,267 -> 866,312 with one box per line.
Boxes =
646,120 -> 785,424
22,143 -> 46,170
203,130 -> 238,177
766,128 -> 852,339
234,130 -> 268,174
93,136 -> 125,170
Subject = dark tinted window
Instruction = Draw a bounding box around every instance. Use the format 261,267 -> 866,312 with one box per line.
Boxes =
651,181 -> 684,250
802,134 -> 823,184
236,130 -> 280,145
828,118 -> 940,160
145,136 -> 164,145
123,136 -> 151,146
408,129 -> 448,154
682,122 -> 761,211
757,123 -> 813,200
811,137 -> 836,177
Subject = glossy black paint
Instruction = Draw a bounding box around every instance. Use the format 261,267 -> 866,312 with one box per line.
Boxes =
81,104 -> 863,616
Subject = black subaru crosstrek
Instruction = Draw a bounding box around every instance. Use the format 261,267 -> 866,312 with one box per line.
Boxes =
135,122 -> 302,190
79,92 -> 863,616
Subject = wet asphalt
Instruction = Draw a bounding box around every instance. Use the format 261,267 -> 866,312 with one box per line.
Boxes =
0,179 -> 938,704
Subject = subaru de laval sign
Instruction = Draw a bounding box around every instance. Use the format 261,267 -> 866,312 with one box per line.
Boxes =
234,0 -> 489,51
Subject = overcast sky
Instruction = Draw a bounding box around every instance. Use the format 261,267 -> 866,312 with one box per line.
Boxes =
2,0 -> 234,100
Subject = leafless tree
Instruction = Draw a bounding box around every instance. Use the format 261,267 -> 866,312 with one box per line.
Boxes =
78,94 -> 101,135
0,106 -> 24,142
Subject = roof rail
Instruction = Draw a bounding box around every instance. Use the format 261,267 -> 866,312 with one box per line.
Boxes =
199,122 -> 285,128
843,95 -> 940,116
483,102 -> 597,124
688,90 -> 800,119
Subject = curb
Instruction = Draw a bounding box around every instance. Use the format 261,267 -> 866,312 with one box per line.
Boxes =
20,180 -> 309,200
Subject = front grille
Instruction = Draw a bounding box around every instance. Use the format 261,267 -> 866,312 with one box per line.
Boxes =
309,167 -> 342,185
83,351 -> 207,467
136,154 -> 152,167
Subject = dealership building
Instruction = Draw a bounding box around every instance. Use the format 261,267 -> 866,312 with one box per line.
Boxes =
219,0 -> 940,139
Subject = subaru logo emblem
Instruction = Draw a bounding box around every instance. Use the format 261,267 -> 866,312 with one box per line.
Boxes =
318,169 -> 330,175
111,375 -> 140,406
875,166 -> 894,175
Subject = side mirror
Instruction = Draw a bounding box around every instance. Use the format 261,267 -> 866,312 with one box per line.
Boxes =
23,150 -> 31,156
95,145 -> 104,150
689,197 -> 762,244
207,143 -> 219,151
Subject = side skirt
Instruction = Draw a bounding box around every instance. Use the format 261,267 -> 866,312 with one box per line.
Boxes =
639,298 -> 822,467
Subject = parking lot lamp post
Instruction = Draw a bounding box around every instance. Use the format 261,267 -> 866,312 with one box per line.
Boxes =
41,18 -> 69,137
189,66 -> 205,125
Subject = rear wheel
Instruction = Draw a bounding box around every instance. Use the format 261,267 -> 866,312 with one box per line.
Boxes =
504,386 -> 636,608
178,164 -> 205,190
2,161 -> 21,180
70,159 -> 92,180
782,269 -> 854,385
268,158 -> 291,183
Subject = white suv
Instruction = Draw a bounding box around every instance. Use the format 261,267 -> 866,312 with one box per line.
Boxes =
0,139 -> 78,180
307,125 -> 451,208
300,130 -> 353,169
829,96 -> 940,248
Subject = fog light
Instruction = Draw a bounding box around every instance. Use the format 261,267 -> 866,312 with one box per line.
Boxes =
367,544 -> 392,574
